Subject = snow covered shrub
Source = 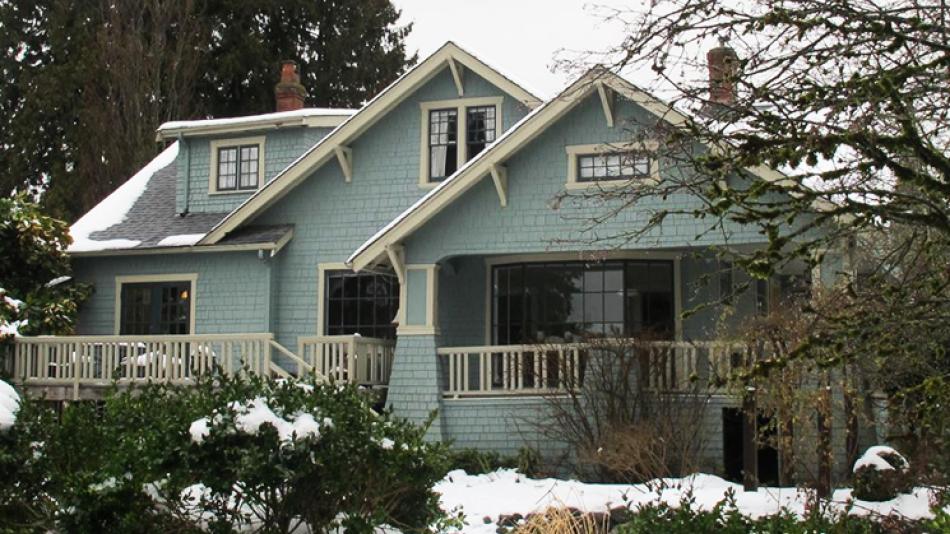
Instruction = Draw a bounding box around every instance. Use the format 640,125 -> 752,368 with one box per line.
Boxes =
852,446 -> 913,502
0,374 -> 452,533
183,374 -> 453,532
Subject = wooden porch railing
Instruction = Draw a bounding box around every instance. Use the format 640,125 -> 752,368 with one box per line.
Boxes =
9,333 -> 318,399
297,335 -> 395,386
437,340 -> 760,397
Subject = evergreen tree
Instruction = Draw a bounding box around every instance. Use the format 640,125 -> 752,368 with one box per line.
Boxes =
0,0 -> 416,223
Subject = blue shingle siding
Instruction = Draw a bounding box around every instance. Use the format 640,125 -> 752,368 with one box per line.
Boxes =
441,397 -> 570,458
73,251 -> 272,335
403,94 -> 771,265
388,334 -> 444,440
176,127 -> 335,214
252,67 -> 530,350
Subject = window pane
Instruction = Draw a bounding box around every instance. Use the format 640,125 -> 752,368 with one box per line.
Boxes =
217,147 -> 238,190
576,151 -> 653,183
429,109 -> 458,181
466,105 -> 496,160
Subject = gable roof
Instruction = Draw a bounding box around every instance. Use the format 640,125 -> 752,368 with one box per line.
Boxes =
68,147 -> 295,256
197,41 -> 542,246
345,67 -> 684,270
345,67 -> 814,271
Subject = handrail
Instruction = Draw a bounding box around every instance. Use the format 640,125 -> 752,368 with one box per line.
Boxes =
437,339 -> 767,397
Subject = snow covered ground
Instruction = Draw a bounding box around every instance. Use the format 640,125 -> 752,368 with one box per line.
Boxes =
435,469 -> 941,533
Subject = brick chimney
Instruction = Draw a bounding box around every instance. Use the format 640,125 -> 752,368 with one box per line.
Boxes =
707,41 -> 739,106
275,60 -> 307,112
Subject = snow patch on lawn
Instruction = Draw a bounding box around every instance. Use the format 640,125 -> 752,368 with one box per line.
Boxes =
68,142 -> 179,252
435,469 -> 941,533
156,233 -> 206,247
0,379 -> 20,431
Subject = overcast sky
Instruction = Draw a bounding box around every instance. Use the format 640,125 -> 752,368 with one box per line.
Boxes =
392,1 -> 632,99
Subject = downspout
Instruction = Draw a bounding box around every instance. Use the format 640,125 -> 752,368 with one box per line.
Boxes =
178,133 -> 191,216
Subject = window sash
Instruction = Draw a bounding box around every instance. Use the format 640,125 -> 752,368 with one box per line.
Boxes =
428,109 -> 458,181
491,260 -> 674,344
577,151 -> 652,182
465,105 -> 496,160
324,270 -> 399,339
217,144 -> 260,191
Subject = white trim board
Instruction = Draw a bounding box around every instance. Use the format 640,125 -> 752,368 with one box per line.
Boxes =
347,66 -> 828,272
198,42 -> 541,246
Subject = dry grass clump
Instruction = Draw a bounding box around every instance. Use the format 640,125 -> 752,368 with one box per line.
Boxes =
510,506 -> 610,534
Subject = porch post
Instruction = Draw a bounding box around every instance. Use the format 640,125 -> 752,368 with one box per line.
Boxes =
387,263 -> 444,441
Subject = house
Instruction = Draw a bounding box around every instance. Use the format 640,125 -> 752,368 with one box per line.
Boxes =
11,42 -> 862,480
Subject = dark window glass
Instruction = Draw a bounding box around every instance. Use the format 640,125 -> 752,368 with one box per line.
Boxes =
577,151 -> 652,182
324,270 -> 399,339
428,109 -> 458,181
491,260 -> 674,344
217,144 -> 260,191
755,278 -> 770,316
120,282 -> 191,335
719,261 -> 735,304
465,105 -> 496,160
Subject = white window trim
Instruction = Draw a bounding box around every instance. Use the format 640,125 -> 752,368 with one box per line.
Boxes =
114,273 -> 198,335
315,262 -> 348,337
418,96 -> 504,188
209,136 -> 266,195
564,141 -> 660,191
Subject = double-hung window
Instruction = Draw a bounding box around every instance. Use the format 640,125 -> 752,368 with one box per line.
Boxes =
210,136 -> 265,193
420,97 -> 503,186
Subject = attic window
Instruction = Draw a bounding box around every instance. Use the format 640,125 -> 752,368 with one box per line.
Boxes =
419,96 -> 504,187
209,136 -> 266,194
565,142 -> 659,190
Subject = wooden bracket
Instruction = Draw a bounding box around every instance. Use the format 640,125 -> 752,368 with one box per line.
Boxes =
334,145 -> 353,182
597,81 -> 614,128
385,244 -> 406,285
490,163 -> 508,208
448,58 -> 464,97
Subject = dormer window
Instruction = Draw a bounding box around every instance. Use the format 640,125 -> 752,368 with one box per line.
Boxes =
209,136 -> 266,194
419,96 -> 503,187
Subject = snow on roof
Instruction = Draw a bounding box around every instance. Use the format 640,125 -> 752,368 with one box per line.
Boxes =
156,233 -> 206,247
157,108 -> 356,135
68,142 -> 179,253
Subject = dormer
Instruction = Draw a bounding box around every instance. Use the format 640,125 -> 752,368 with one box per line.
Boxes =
156,61 -> 355,215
